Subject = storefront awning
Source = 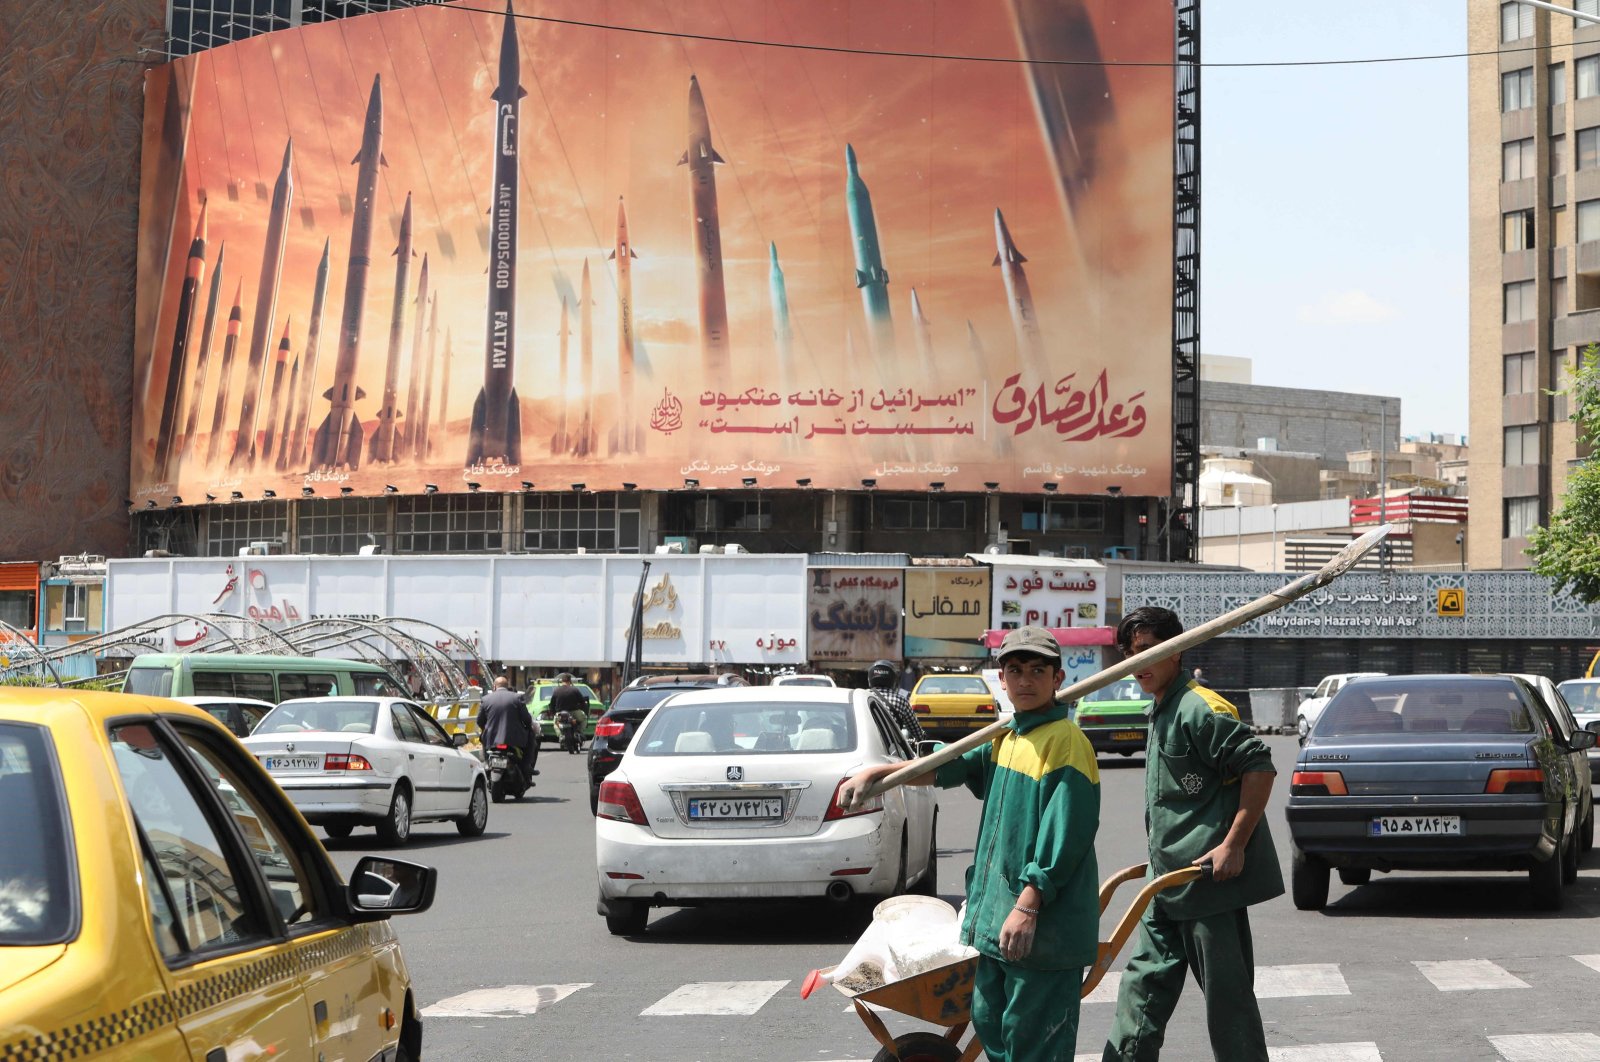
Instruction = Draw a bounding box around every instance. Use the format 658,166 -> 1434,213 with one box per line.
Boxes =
982,627 -> 1115,648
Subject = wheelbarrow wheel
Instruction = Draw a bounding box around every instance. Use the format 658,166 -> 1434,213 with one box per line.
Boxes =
869,1031 -> 964,1062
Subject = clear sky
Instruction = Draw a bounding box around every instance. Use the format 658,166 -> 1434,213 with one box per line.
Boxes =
1203,1 -> 1467,439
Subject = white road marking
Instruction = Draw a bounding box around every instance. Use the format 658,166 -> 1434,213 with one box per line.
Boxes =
1082,971 -> 1122,1003
1255,963 -> 1351,998
1573,954 -> 1600,975
1489,1033 -> 1600,1061
1268,1045 -> 1383,1062
421,983 -> 592,1018
1413,959 -> 1529,992
642,980 -> 789,1016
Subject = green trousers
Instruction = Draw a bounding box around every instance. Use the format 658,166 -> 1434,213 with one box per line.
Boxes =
971,955 -> 1084,1062
1100,906 -> 1267,1062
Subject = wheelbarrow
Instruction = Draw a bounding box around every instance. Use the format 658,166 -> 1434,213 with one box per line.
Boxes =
800,862 -> 1209,1062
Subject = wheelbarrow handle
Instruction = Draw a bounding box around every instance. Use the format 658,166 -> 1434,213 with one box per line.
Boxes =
1082,861 -> 1212,998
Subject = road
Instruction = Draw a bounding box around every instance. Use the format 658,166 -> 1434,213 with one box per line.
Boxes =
325,736 -> 1600,1061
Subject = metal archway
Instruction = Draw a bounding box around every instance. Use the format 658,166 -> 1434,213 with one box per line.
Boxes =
200,613 -> 303,656
379,617 -> 492,684
269,618 -> 475,702
5,613 -> 248,688
0,620 -> 64,688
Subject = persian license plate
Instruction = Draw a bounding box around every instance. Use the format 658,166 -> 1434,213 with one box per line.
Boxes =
1369,816 -> 1461,837
1113,731 -> 1145,741
688,797 -> 783,820
263,755 -> 321,771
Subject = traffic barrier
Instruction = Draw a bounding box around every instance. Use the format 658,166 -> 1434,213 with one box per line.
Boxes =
427,702 -> 481,737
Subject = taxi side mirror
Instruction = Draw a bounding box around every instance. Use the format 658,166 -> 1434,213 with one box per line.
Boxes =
348,856 -> 437,921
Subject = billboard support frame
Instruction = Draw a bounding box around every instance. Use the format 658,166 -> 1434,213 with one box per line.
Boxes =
1169,0 -> 1201,562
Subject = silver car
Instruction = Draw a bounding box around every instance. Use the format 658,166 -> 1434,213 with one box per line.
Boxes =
1287,675 -> 1596,912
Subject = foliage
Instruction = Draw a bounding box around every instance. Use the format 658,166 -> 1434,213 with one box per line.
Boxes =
1528,344 -> 1600,601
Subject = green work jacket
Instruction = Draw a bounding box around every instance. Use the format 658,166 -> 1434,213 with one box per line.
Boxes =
935,702 -> 1100,970
1144,673 -> 1284,920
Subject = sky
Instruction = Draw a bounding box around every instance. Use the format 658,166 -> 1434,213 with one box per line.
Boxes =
1202,1 -> 1467,439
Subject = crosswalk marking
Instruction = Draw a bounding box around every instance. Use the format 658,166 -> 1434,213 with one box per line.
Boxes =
1083,971 -> 1122,1003
642,980 -> 790,1016
421,983 -> 592,1018
1489,1032 -> 1600,1061
1255,963 -> 1350,998
1413,959 -> 1529,992
1574,954 -> 1600,976
1268,1045 -> 1382,1061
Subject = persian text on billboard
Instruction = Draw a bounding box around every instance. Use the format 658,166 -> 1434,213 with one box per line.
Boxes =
809,568 -> 902,663
904,569 -> 990,659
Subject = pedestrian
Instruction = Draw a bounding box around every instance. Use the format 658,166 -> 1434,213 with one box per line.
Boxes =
867,659 -> 923,743
840,627 -> 1100,1062
476,675 -> 537,781
1101,606 -> 1282,1062
1191,666 -> 1206,687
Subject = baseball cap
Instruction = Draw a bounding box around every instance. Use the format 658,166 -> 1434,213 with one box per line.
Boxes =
997,626 -> 1062,663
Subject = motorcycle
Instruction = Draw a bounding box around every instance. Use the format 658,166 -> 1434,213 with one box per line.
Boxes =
485,743 -> 533,802
557,711 -> 584,755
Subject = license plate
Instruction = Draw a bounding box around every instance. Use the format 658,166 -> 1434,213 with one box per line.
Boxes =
263,755 -> 321,771
1370,816 -> 1462,836
1112,731 -> 1145,741
688,797 -> 783,820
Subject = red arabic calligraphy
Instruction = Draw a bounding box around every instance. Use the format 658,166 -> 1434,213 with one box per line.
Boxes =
992,371 -> 1147,440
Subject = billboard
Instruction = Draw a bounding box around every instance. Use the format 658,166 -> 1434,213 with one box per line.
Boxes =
903,568 -> 990,659
808,568 -> 903,663
131,1 -> 1175,506
988,558 -> 1106,630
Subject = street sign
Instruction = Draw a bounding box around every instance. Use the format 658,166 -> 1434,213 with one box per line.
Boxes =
1436,588 -> 1465,617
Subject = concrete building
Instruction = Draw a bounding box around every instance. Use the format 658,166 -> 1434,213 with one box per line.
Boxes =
1468,0 -> 1596,569
1197,372 -> 1401,466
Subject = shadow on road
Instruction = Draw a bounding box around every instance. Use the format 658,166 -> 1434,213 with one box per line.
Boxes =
324,829 -> 516,851
1315,870 -> 1600,920
628,900 -> 878,946
1095,756 -> 1147,770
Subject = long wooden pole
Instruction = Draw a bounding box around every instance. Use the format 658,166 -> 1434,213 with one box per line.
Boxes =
862,523 -> 1393,799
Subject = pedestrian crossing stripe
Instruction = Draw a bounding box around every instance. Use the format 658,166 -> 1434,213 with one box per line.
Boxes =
1574,954 -> 1600,975
641,980 -> 789,1017
422,983 -> 592,1018
1081,963 -> 1350,1004
1489,1032 -> 1600,1061
1413,959 -> 1530,992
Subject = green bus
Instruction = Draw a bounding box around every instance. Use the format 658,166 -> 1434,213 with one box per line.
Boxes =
121,653 -> 406,704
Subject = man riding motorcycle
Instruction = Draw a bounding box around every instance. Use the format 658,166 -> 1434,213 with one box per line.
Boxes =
477,676 -> 537,787
547,673 -> 589,753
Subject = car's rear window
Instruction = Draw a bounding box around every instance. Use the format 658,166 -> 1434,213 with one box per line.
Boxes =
1082,679 -> 1150,704
917,676 -> 988,695
612,687 -> 692,712
0,723 -> 76,946
636,702 -> 858,755
777,676 -> 833,687
1318,678 -> 1538,737
124,667 -> 173,697
256,700 -> 379,735
1558,681 -> 1600,712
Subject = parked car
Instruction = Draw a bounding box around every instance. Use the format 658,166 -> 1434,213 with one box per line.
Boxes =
242,696 -> 489,843
771,673 -> 837,688
0,687 -> 435,1059
529,678 -> 607,744
1071,678 -> 1154,756
594,687 -> 938,935
908,672 -> 998,738
588,674 -> 753,812
1296,672 -> 1388,743
1286,674 -> 1596,912
1555,677 -> 1600,781
175,694 -> 275,738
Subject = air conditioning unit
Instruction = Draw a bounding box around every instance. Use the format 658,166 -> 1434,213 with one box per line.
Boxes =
239,545 -> 267,557
698,544 -> 722,555
723,542 -> 747,554
661,536 -> 696,554
358,544 -> 384,556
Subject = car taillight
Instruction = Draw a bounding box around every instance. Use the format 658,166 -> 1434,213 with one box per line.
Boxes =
1077,714 -> 1105,727
595,721 -> 625,738
324,754 -> 373,771
912,702 -> 930,714
978,701 -> 996,714
824,777 -> 884,821
1486,768 -> 1544,795
1290,770 -> 1347,796
597,780 -> 648,825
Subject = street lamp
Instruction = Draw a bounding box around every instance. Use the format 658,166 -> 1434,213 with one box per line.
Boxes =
1455,528 -> 1466,572
1234,498 -> 1244,568
1271,502 -> 1280,572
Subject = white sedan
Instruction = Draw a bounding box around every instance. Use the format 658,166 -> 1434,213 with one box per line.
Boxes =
243,696 -> 488,844
595,687 -> 938,936
770,673 -> 837,688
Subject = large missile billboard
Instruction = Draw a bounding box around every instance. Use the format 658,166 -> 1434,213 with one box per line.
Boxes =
132,0 -> 1174,506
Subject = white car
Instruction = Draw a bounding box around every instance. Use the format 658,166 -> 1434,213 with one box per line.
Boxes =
1297,673 -> 1387,743
175,694 -> 275,738
1553,678 -> 1600,781
594,687 -> 938,935
243,696 -> 488,844
770,673 -> 837,688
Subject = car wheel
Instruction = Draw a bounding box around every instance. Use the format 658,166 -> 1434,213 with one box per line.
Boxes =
1529,831 -> 1566,911
1581,806 -> 1595,854
377,784 -> 413,845
911,815 -> 938,896
1337,868 -> 1371,886
604,897 -> 649,936
1291,844 -> 1329,911
589,783 -> 600,816
869,1031 -> 963,1062
457,781 -> 489,837
323,823 -> 353,841
1562,819 -> 1580,885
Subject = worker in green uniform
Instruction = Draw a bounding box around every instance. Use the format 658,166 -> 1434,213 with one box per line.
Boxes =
839,626 -> 1100,1062
1102,606 -> 1283,1062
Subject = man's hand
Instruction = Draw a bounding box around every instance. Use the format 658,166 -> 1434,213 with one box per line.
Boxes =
998,907 -> 1036,962
1196,839 -> 1244,881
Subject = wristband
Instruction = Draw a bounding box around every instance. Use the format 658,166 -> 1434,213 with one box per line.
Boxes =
1012,904 -> 1040,916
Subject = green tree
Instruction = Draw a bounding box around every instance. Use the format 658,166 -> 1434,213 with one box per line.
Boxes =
1528,343 -> 1600,601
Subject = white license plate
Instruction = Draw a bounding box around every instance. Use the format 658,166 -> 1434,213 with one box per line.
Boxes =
688,797 -> 783,820
1370,815 -> 1462,837
263,755 -> 321,771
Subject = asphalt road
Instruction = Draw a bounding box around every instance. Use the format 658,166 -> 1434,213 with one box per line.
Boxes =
325,737 -> 1600,1061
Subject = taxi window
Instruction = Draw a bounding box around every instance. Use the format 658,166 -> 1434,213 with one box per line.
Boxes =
0,723 -> 76,946
917,676 -> 989,695
124,667 -> 173,696
111,723 -> 268,957
192,670 -> 275,702
277,672 -> 340,700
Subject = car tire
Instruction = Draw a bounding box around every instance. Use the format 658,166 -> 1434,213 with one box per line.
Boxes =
869,1031 -> 963,1062
604,897 -> 649,936
1562,819 -> 1580,885
1581,806 -> 1594,854
377,784 -> 413,845
322,823 -> 353,841
911,815 -> 938,897
457,781 -> 489,837
1291,844 -> 1329,911
589,783 -> 600,816
1337,868 -> 1371,886
1529,832 -> 1566,911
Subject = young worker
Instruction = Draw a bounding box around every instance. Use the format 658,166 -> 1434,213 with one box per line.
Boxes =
839,626 -> 1100,1061
1102,606 -> 1282,1061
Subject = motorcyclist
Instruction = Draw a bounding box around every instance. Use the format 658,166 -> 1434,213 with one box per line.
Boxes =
548,672 -> 589,752
868,658 -> 923,743
477,676 -> 537,783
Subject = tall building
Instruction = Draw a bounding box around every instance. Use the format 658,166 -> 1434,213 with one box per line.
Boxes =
1469,0 -> 1595,569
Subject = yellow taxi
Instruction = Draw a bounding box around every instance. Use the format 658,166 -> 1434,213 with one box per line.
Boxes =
909,672 -> 999,738
0,687 -> 436,1060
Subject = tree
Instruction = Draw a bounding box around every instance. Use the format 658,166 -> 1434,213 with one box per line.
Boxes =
1527,343 -> 1600,601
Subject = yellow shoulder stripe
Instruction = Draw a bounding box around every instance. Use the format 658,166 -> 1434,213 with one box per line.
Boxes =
999,722 -> 1099,785
1190,681 -> 1240,720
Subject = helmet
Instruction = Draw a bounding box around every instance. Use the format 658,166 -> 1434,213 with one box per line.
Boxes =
867,660 -> 897,688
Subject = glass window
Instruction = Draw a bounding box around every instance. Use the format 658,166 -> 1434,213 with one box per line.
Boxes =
1505,496 -> 1541,538
1504,280 -> 1537,323
0,723 -> 75,946
124,667 -> 174,697
110,722 -> 266,956
1504,209 -> 1535,250
1503,137 -> 1537,181
1081,679 -> 1152,704
352,672 -> 404,696
396,493 -> 503,553
1504,352 -> 1536,394
390,705 -> 426,743
276,672 -> 339,700
1582,0 -> 1600,21
1580,56 -> 1600,99
522,492 -> 642,553
1502,1 -> 1533,40
297,497 -> 391,555
1553,348 -> 1573,390
721,496 -> 772,532
1503,68 -> 1535,112
0,590 -> 36,631
1581,199 -> 1600,243
1318,678 -> 1535,736
914,676 -> 990,695
407,705 -> 452,747
1552,62 -> 1568,104
1557,679 -> 1600,710
257,699 -> 378,735
1553,276 -> 1569,316
191,670 -> 276,702
204,501 -> 289,558
1504,424 -> 1540,466
635,701 -> 859,755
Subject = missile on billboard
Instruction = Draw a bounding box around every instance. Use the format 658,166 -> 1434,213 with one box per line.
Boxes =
206,280 -> 245,465
769,242 -> 794,395
994,208 -> 1045,378
415,293 -> 439,461
401,252 -> 430,458
679,75 -> 729,386
261,317 -> 291,462
369,193 -> 414,464
230,140 -> 294,470
466,0 -> 526,469
552,294 -> 570,455
845,143 -> 895,361
313,74 -> 383,471
910,287 -> 936,376
289,238 -> 331,466
571,258 -> 595,457
181,241 -> 224,462
154,199 -> 208,482
607,196 -> 640,455
437,327 -> 454,445
275,354 -> 300,472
